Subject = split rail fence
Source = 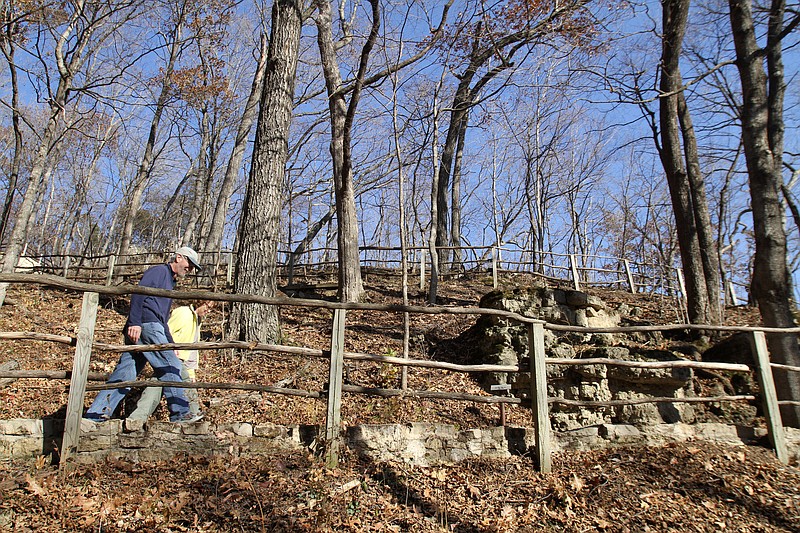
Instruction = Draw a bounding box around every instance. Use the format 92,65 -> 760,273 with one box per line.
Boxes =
0,274 -> 795,473
7,244 -> 737,305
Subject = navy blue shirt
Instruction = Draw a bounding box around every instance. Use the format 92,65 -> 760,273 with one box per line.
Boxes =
125,263 -> 177,342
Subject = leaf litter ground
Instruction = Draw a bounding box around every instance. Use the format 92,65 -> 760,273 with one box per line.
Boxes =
0,272 -> 796,531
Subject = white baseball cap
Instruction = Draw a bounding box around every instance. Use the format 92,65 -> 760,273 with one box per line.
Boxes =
175,246 -> 202,271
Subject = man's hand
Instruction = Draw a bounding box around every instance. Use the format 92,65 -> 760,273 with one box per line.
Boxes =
127,325 -> 142,343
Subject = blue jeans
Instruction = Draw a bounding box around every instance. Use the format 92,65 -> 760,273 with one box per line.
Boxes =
127,363 -> 201,421
84,322 -> 190,421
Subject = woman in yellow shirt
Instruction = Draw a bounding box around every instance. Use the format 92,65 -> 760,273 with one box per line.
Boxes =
128,301 -> 214,421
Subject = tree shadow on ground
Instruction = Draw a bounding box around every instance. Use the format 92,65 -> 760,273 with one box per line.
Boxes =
367,463 -> 492,533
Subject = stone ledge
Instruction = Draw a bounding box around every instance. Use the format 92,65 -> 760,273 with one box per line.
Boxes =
1,418 -> 798,466
0,419 -> 43,436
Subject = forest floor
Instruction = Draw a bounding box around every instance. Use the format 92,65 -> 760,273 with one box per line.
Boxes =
1,270 -> 798,532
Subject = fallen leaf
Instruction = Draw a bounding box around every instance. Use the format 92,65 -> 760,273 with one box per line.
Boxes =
25,474 -> 47,497
597,518 -> 612,529
337,479 -> 361,493
71,495 -> 99,511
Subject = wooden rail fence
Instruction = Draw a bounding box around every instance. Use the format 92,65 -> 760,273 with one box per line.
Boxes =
0,274 -> 796,473
5,245 -> 689,300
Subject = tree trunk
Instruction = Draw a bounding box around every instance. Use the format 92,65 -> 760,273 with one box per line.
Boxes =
181,107 -> 212,247
314,0 -> 377,302
728,0 -> 800,427
428,74 -> 446,304
450,109 -> 468,270
0,26 -> 23,245
230,0 -> 303,343
423,63 -> 454,303
0,36 -> 73,305
435,81 -> 471,270
658,0 -> 711,325
677,92 -> 722,323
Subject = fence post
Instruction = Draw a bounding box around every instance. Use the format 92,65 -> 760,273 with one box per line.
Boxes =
287,252 -> 295,286
569,254 -> 580,291
726,281 -> 738,306
60,292 -> 99,469
623,259 -> 636,294
749,331 -> 788,463
325,308 -> 346,468
105,255 -> 116,286
419,249 -> 426,290
62,255 -> 71,279
675,267 -> 686,299
527,322 -> 551,473
226,252 -> 234,286
492,246 -> 498,289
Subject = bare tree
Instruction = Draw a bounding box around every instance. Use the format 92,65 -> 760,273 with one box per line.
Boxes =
433,0 -> 598,269
230,0 -> 305,343
117,0 -> 194,260
0,0 -> 29,244
0,0 -> 142,306
312,0 -> 371,301
728,0 -> 800,426
172,6 -> 238,249
50,115 -> 120,258
658,0 -> 722,325
311,0 -> 452,302
202,32 -> 269,259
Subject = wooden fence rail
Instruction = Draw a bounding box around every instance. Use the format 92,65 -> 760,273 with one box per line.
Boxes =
0,274 -> 796,471
6,244 -> 689,300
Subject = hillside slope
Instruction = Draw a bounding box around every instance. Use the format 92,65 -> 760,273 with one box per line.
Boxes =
1,274 -> 797,532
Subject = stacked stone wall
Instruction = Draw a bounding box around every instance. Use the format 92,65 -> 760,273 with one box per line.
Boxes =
3,418 -> 798,466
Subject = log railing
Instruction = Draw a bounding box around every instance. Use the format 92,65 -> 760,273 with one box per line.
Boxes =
5,244 -> 688,300
0,274 -> 796,472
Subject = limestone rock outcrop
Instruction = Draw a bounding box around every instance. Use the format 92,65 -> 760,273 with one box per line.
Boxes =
472,287 -> 701,430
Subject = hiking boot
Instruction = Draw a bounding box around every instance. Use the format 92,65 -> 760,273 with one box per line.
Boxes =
173,412 -> 204,424
83,414 -> 111,422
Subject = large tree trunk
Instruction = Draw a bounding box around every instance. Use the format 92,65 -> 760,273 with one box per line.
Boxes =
230,0 -> 302,342
202,33 -> 269,259
728,0 -> 800,427
435,80 -> 472,270
677,92 -> 722,323
658,0 -> 713,325
450,109 -> 468,269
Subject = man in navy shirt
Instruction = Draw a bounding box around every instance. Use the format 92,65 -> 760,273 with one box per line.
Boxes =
84,247 -> 204,423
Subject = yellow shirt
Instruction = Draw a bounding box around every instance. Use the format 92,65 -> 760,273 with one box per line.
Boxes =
167,306 -> 200,380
